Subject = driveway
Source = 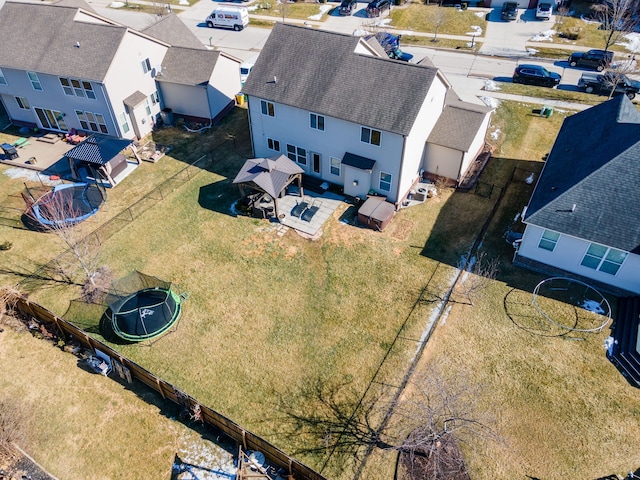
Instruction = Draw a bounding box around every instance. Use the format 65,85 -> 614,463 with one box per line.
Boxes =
480,7 -> 552,56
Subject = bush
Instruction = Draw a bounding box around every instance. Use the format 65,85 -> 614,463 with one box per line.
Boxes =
0,241 -> 12,251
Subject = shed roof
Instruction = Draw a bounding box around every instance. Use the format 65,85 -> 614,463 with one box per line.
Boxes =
242,23 -> 439,136
342,152 -> 376,171
428,101 -> 492,152
524,95 -> 640,253
233,155 -> 304,199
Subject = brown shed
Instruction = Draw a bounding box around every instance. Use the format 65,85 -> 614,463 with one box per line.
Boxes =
357,196 -> 396,231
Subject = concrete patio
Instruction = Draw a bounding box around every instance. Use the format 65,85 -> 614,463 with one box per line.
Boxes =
1,132 -> 75,176
276,190 -> 344,236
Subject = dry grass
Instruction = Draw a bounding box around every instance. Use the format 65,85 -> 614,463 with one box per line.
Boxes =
390,3 -> 487,35
2,103 -> 639,479
252,2 -> 331,20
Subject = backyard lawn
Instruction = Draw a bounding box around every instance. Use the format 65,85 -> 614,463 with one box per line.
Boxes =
1,101 -> 640,479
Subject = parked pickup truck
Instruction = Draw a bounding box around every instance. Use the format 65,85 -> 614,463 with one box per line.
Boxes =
578,72 -> 640,100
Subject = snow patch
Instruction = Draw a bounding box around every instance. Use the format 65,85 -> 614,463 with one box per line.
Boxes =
308,4 -> 332,19
439,305 -> 452,325
527,47 -> 539,55
110,1 -> 125,7
530,29 -> 556,42
178,0 -> 189,4
616,33 -> 640,53
483,80 -> 500,91
474,11 -> 485,18
480,96 -> 500,108
490,128 -> 501,140
581,299 -> 605,315
466,25 -> 482,36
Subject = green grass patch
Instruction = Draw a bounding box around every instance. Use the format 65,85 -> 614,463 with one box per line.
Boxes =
252,2 -> 331,20
390,3 -> 486,35
551,17 -> 632,53
403,34 -> 478,51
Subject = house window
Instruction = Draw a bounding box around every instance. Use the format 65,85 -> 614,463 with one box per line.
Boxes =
361,127 -> 381,146
310,113 -> 325,131
287,144 -> 307,165
260,100 -> 275,117
95,113 -> 108,134
142,58 -> 152,74
330,156 -> 341,176
145,99 -> 151,116
150,91 -> 159,105
27,72 -> 42,91
538,230 -> 560,252
267,138 -> 280,152
118,112 -> 130,134
580,243 -> 627,275
0,68 -> 6,85
15,97 -> 30,110
76,110 -> 88,130
379,171 -> 392,192
59,77 -> 95,99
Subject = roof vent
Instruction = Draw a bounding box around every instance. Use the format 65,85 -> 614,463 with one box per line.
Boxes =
273,76 -> 277,83
571,203 -> 576,212
75,41 -> 80,48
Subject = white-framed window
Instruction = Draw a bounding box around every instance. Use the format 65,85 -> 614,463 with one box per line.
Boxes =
538,230 -> 560,252
0,68 -> 7,85
580,243 -> 627,275
267,138 -> 280,152
361,126 -> 381,146
145,99 -> 151,116
287,144 -> 307,165
260,100 -> 275,117
15,97 -> 29,110
150,91 -> 160,105
330,156 -> 341,176
27,72 -> 42,91
310,113 -> 325,131
142,58 -> 152,74
379,171 -> 392,191
59,77 -> 95,99
118,112 -> 130,134
76,110 -> 108,133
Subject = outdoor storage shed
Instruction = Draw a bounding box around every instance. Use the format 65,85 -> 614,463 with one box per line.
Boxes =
357,196 -> 396,231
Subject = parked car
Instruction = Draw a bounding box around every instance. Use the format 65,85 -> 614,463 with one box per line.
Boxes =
240,55 -> 258,85
205,6 -> 249,31
535,2 -> 552,20
568,49 -> 614,71
512,64 -> 561,87
339,0 -> 358,15
501,2 -> 518,21
578,71 -> 640,99
366,0 -> 391,17
372,32 -> 414,62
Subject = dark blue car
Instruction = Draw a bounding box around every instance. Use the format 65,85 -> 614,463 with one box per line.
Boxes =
513,64 -> 561,88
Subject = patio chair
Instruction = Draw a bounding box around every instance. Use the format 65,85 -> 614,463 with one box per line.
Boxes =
291,196 -> 309,218
302,199 -> 321,222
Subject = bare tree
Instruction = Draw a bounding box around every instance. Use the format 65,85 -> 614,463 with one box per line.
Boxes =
25,187 -> 108,292
278,370 -> 501,479
556,4 -> 570,24
453,253 -> 500,306
432,7 -> 446,42
590,0 -> 640,52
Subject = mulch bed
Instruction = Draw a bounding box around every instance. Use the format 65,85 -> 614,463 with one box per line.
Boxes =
0,448 -> 56,480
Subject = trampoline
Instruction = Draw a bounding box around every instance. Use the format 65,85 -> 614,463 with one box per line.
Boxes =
109,287 -> 184,342
29,182 -> 106,227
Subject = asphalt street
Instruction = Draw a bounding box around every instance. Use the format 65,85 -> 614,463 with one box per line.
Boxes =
77,0 -> 595,109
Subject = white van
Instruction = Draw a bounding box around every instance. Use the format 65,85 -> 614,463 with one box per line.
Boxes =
206,6 -> 249,31
240,55 -> 259,85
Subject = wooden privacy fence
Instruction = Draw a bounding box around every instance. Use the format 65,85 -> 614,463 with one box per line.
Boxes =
14,297 -> 326,480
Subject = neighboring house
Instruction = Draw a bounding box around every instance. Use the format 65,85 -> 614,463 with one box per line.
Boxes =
515,96 -> 640,295
241,24 -> 492,206
0,2 -> 240,141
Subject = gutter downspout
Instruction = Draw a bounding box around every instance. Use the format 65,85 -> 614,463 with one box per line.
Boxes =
395,134 -> 407,210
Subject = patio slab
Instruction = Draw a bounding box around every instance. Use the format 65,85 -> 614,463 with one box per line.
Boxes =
0,133 -> 75,176
276,190 -> 344,236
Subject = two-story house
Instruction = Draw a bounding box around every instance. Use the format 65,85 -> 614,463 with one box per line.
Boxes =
241,24 -> 492,206
0,1 -> 241,141
514,95 -> 640,295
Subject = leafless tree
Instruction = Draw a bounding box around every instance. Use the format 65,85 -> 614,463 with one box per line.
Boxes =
556,4 -> 570,24
433,7 -> 446,42
26,187 -> 107,292
590,0 -> 640,52
279,369 -> 501,479
453,252 -> 500,306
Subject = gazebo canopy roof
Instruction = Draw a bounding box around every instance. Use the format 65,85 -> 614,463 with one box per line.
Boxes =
65,134 -> 132,165
233,154 -> 304,198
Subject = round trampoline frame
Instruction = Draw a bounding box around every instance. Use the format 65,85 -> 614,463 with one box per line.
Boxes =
110,287 -> 183,342
30,182 -> 105,227
532,277 -> 612,333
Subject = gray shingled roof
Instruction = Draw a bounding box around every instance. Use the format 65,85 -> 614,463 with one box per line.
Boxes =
65,135 -> 132,165
53,0 -> 97,14
124,91 -> 148,108
233,155 -> 304,199
157,47 -> 223,86
142,14 -> 206,50
428,101 -> 492,151
524,95 -> 640,253
0,2 -> 128,81
241,24 -> 438,136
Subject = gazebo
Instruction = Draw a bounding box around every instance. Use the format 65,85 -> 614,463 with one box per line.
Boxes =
66,135 -> 138,187
232,154 -> 304,218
